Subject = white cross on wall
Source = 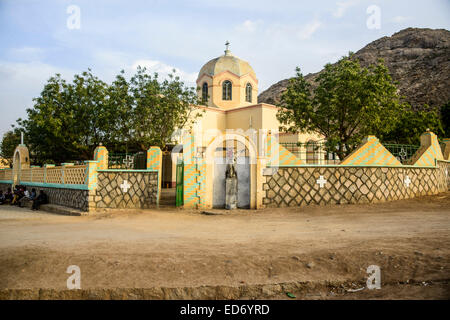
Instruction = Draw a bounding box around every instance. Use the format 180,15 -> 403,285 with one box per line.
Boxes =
120,180 -> 131,193
316,175 -> 327,188
404,175 -> 411,188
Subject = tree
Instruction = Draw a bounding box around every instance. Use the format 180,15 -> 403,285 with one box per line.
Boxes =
105,70 -> 135,152
129,66 -> 201,151
18,71 -> 109,164
0,129 -> 23,166
382,105 -> 444,144
14,67 -> 201,164
277,54 -> 406,159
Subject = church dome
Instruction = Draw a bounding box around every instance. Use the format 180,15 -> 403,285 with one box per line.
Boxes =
198,49 -> 255,80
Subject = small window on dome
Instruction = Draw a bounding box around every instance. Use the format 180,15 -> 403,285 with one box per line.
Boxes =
245,83 -> 252,103
202,83 -> 208,103
222,80 -> 232,101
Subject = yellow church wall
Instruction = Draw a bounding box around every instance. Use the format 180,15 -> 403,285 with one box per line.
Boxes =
225,106 -> 263,131
191,103 -> 325,152
194,107 -> 226,132
260,104 -> 281,130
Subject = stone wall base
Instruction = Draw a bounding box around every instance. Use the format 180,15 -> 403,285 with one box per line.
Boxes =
95,171 -> 158,209
263,162 -> 449,208
0,182 -> 90,211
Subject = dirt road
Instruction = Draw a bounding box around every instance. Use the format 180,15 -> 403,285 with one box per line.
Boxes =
0,193 -> 449,299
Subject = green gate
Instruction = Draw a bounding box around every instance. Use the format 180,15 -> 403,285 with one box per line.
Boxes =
175,160 -> 184,207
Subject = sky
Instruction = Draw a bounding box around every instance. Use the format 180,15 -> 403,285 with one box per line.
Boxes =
0,0 -> 449,137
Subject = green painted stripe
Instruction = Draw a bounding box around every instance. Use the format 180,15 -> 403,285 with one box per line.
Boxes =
348,140 -> 378,164
267,164 -> 439,169
98,169 -> 158,173
19,182 -> 90,190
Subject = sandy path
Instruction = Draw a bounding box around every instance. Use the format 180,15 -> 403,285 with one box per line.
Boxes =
0,193 -> 449,299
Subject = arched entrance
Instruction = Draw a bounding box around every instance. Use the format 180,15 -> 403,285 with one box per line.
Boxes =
204,133 -> 258,209
12,145 -> 30,186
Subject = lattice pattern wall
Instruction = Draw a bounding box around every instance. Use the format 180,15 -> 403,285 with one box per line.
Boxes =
8,165 -> 88,185
20,168 -> 32,182
46,167 -> 63,184
64,165 -> 87,184
32,168 -> 45,183
0,169 -> 12,181
262,162 -> 449,208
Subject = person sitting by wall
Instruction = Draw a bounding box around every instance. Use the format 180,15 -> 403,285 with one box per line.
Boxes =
19,187 -> 36,208
31,190 -> 48,211
11,186 -> 24,206
23,186 -> 30,198
0,191 -> 5,205
3,188 -> 13,204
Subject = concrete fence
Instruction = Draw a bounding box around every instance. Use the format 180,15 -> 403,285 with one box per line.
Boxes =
180,130 -> 449,210
0,145 -> 162,213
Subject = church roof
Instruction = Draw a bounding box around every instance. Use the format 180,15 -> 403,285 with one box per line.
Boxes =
198,50 -> 256,80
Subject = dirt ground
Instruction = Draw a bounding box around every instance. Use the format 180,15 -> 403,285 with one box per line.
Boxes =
0,192 -> 449,300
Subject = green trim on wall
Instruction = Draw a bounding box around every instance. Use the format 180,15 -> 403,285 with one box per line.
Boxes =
19,182 -> 89,190
0,180 -> 13,184
97,169 -> 158,173
267,164 -> 439,169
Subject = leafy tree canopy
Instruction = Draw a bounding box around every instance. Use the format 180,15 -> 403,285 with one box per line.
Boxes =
277,53 -> 445,159
0,128 -> 24,166
5,68 -> 201,165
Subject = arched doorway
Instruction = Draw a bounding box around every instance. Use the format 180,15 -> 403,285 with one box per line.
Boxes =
12,145 -> 30,186
204,133 -> 258,209
212,140 -> 251,208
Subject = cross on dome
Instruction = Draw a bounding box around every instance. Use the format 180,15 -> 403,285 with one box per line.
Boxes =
224,40 -> 231,55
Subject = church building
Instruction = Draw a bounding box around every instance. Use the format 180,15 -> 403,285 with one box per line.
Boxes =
193,43 -> 322,146
162,43 -> 323,189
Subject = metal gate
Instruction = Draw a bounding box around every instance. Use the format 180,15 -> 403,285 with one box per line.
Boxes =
108,152 -> 147,169
175,160 -> 184,207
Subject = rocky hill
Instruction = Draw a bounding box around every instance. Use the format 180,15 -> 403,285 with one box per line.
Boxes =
258,28 -> 450,110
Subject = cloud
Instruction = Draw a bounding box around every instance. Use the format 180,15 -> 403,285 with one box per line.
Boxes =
0,54 -> 198,138
297,20 -> 322,40
333,0 -> 360,18
235,20 -> 263,33
0,60 -> 75,136
130,59 -> 198,86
